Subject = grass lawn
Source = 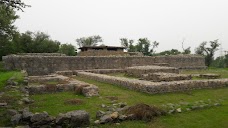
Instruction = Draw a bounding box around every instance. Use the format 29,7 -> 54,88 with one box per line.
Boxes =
0,71 -> 25,126
0,71 -> 24,90
0,67 -> 228,127
29,68 -> 228,128
181,68 -> 228,78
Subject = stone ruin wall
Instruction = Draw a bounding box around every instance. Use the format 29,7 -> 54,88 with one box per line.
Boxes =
77,71 -> 228,94
15,53 -> 66,56
2,55 -> 206,76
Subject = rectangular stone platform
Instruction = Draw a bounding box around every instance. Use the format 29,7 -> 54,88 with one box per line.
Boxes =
2,55 -> 206,75
126,65 -> 179,77
77,71 -> 228,94
141,72 -> 192,82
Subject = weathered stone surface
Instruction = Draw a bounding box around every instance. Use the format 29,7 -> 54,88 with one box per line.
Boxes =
110,112 -> 119,119
0,102 -> 7,107
7,109 -> 19,117
15,53 -> 66,56
22,97 -> 34,104
199,74 -> 221,79
94,120 -> 100,124
30,112 -> 49,123
56,71 -> 73,76
142,72 -> 192,82
28,75 -> 99,96
119,102 -> 127,108
152,63 -> 169,67
126,65 -> 179,77
119,115 -> 127,121
7,77 -> 18,86
22,109 -> 34,121
96,110 -> 106,119
56,113 -> 70,125
56,110 -> 90,127
2,55 -> 206,75
84,69 -> 126,74
28,74 -> 69,83
82,85 -> 99,97
65,110 -> 90,127
176,108 -> 182,113
11,114 -> 22,125
100,115 -> 113,124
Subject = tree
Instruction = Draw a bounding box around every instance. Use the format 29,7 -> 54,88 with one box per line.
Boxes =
136,38 -> 159,56
136,38 -> 150,55
181,39 -> 191,54
29,31 -> 60,53
0,0 -> 30,11
59,43 -> 76,56
76,35 -> 102,47
182,47 -> 191,54
0,0 -> 29,60
120,38 -> 134,51
13,31 -> 60,53
195,39 -> 220,66
0,4 -> 19,60
120,38 -> 159,55
150,41 -> 159,55
158,49 -> 181,55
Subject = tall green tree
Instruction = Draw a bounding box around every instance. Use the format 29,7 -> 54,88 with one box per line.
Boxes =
195,39 -> 220,66
120,38 -> 134,52
150,41 -> 159,55
137,38 -> 151,55
120,38 -> 159,55
182,47 -> 191,54
59,43 -> 76,56
0,4 -> 19,60
0,0 -> 29,60
136,38 -> 159,56
158,49 -> 181,55
181,39 -> 191,54
76,35 -> 102,47
0,0 -> 30,11
13,31 -> 60,53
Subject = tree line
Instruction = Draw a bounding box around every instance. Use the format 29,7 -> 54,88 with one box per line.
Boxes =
0,3 -> 76,59
0,0 -> 227,68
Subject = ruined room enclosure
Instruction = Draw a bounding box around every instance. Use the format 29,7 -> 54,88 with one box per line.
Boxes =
28,65 -> 226,95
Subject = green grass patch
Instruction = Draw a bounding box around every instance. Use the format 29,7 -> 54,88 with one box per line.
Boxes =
1,67 -> 227,127
30,75 -> 228,127
181,68 -> 228,78
0,68 -> 25,126
0,71 -> 24,90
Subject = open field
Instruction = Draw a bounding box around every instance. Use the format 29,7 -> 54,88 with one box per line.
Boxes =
0,67 -> 228,127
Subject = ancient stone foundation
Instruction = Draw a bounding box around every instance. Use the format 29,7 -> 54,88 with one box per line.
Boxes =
28,74 -> 99,97
77,71 -> 228,94
126,66 -> 179,77
141,73 -> 192,82
2,54 -> 206,76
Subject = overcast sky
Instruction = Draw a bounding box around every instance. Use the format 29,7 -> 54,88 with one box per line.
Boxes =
15,0 -> 228,55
